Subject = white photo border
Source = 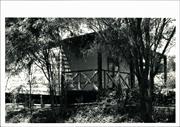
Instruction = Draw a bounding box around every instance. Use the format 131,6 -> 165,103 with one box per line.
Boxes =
1,0 -> 180,127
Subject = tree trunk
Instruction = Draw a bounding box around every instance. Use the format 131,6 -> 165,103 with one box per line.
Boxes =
49,83 -> 56,122
46,60 -> 56,120
49,76 -> 55,109
61,74 -> 66,120
28,61 -> 33,114
164,56 -> 167,85
139,77 -> 153,122
130,62 -> 135,88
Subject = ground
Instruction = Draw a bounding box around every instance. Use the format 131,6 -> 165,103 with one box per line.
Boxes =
6,89 -> 175,123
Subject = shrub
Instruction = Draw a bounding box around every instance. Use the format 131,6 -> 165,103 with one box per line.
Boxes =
154,71 -> 175,89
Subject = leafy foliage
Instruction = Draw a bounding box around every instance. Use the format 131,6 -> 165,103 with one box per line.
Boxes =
5,18 -> 176,123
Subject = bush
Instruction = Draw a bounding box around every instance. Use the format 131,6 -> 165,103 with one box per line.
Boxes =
166,72 -> 175,88
153,71 -> 175,106
30,109 -> 56,123
153,89 -> 175,106
153,106 -> 175,122
154,71 -> 175,89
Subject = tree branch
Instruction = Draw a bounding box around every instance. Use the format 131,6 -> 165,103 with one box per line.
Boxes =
153,26 -> 176,76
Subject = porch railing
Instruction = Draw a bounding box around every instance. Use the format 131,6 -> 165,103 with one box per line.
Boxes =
62,69 -> 130,92
62,69 -> 98,90
103,70 -> 130,88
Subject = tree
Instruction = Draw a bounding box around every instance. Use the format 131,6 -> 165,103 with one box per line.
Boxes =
6,18 -> 35,111
84,18 -> 176,122
5,18 -> 84,120
6,18 -> 62,119
121,18 -> 175,122
6,18 -> 175,122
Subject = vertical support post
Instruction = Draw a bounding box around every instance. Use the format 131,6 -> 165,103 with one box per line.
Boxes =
40,95 -> 44,108
107,58 -> 109,84
61,74 -> 65,100
112,61 -> 116,88
78,73 -> 81,90
112,60 -> 115,77
130,62 -> 135,88
103,70 -> 106,89
164,55 -> 167,85
117,77 -> 122,101
98,51 -> 102,92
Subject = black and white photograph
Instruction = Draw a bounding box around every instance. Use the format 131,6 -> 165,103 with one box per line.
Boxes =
4,17 -> 176,123
0,0 -> 179,126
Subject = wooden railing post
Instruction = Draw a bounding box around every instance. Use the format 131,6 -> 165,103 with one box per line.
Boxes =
40,95 -> 44,108
97,51 -> 102,92
78,73 -> 81,90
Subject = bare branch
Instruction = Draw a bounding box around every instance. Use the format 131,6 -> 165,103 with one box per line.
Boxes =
153,26 -> 176,76
153,18 -> 167,52
161,27 -> 176,55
